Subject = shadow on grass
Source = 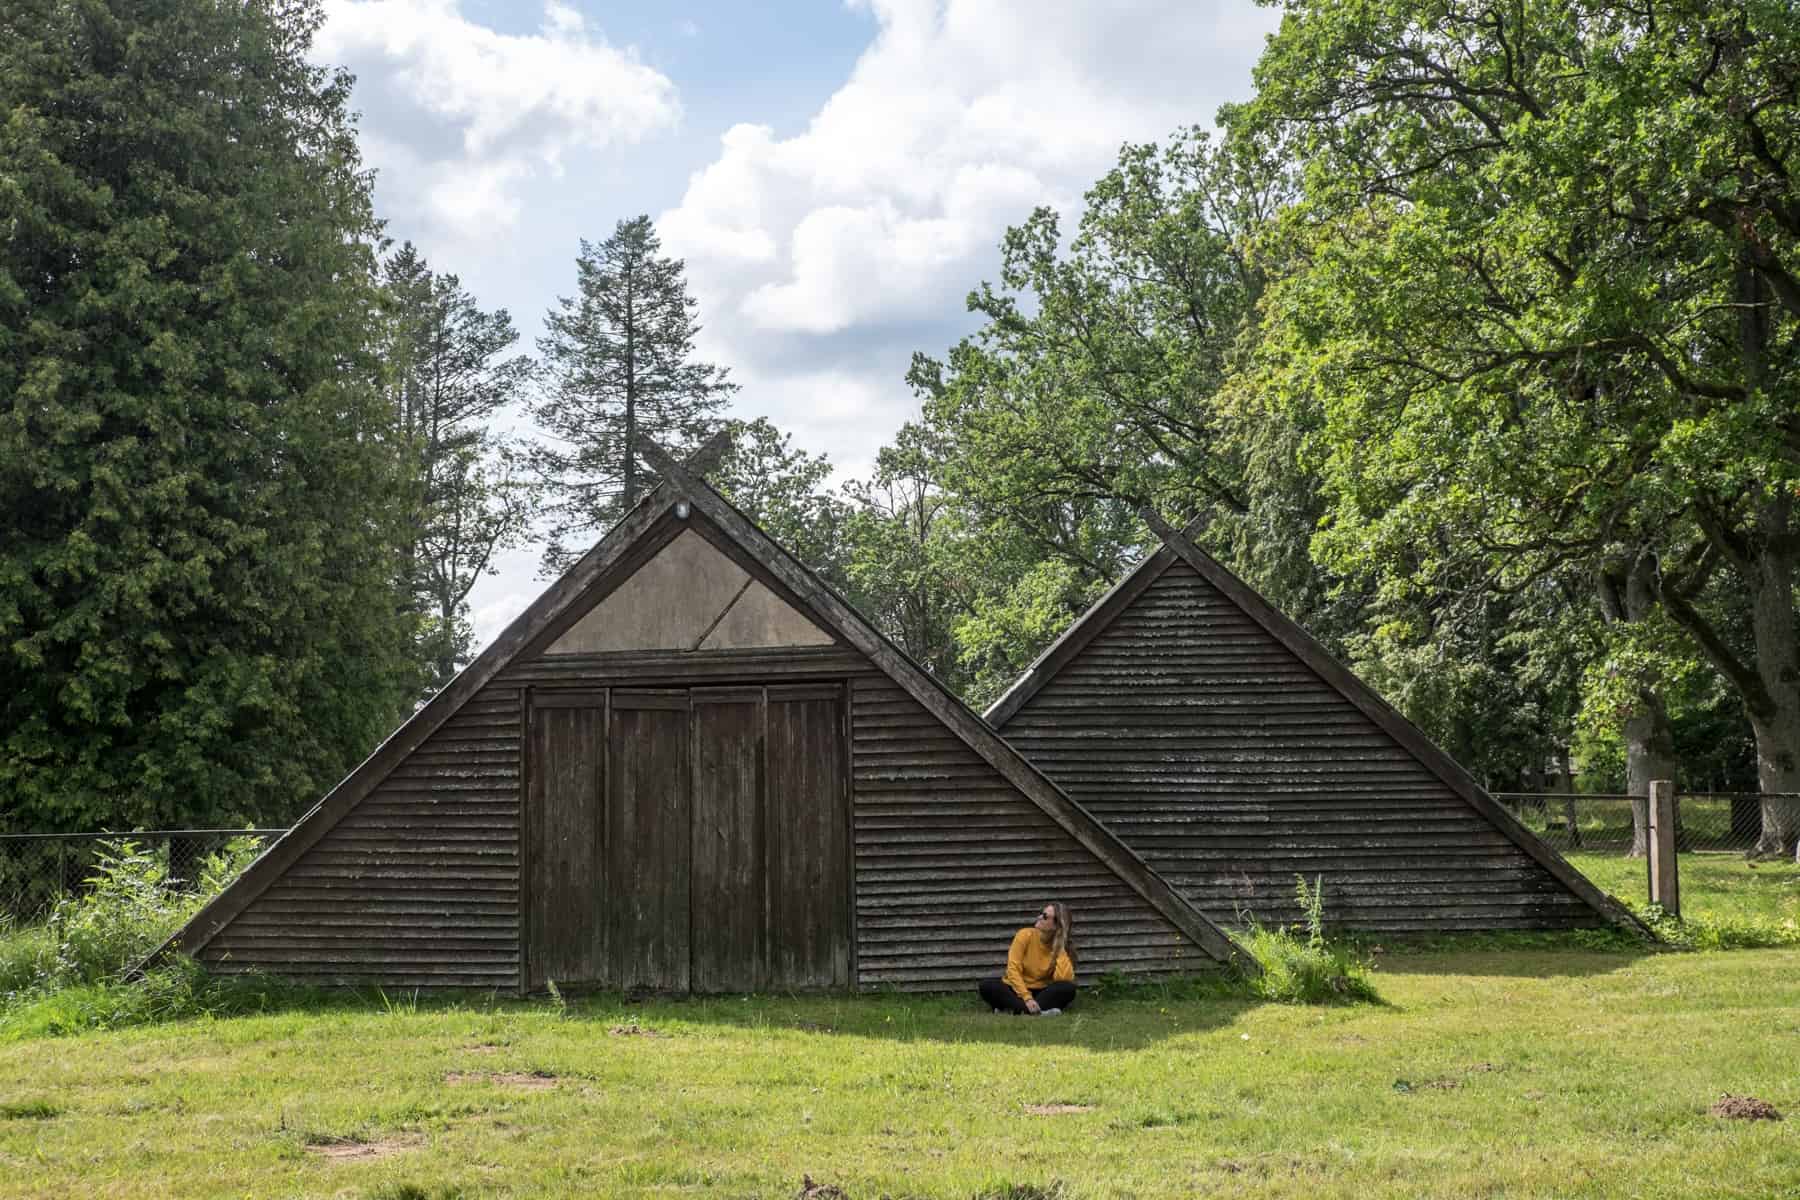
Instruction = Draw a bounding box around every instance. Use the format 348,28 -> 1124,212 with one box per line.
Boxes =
0,963 -> 1272,1050
17,937 -> 1679,1044
575,979 -> 1264,1050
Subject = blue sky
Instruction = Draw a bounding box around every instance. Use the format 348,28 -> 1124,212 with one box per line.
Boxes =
311,0 -> 1283,646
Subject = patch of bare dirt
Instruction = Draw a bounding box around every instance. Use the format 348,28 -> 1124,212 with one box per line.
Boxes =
304,1135 -> 423,1161
1710,1094 -> 1782,1121
1024,1103 -> 1095,1115
445,1070 -> 558,1090
608,1021 -> 667,1038
798,1175 -> 850,1199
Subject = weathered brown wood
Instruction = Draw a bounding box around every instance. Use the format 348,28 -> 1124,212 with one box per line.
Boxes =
988,519 -> 1647,938
495,646 -> 863,687
690,689 -> 765,992
984,548 -> 1179,727
634,439 -> 1251,974
159,486 -> 683,964
172,451 -> 1278,993
1648,779 -> 1680,917
526,702 -> 605,989
1140,513 -> 1646,937
766,686 -> 850,988
608,693 -> 690,991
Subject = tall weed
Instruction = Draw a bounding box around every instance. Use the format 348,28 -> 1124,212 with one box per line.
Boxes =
3,835 -> 260,998
1237,877 -> 1381,1005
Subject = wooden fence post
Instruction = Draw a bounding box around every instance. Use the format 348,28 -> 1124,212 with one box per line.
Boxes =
1648,779 -> 1680,918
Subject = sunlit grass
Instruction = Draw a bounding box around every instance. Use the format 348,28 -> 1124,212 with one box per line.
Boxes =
2,950 -> 1798,1198
1568,850 -> 1800,929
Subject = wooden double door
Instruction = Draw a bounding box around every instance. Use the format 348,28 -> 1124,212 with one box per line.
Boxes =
525,683 -> 849,993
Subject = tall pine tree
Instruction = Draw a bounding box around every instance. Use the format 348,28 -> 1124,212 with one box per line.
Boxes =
0,0 -> 417,831
529,216 -> 736,573
380,242 -> 534,692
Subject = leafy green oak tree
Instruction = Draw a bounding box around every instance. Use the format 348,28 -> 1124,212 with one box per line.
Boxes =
1240,0 -> 1800,855
897,130 -> 1378,704
0,0 -> 418,831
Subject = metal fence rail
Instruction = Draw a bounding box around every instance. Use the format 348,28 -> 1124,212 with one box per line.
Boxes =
0,829 -> 284,924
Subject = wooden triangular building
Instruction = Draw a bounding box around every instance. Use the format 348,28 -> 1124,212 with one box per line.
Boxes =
162,449 -> 1251,991
985,517 -> 1641,934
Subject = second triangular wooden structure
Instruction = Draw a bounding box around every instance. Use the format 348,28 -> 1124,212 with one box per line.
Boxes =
986,518 -> 1641,934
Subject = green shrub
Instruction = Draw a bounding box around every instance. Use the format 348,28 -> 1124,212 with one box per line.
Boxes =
1237,877 -> 1382,1005
1635,903 -> 1800,951
3,835 -> 261,1000
0,921 -> 52,996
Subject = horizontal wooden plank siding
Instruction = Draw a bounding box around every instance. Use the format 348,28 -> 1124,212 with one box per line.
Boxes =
199,685 -> 524,987
495,646 -> 865,688
850,675 -> 1211,990
1001,562 -> 1601,932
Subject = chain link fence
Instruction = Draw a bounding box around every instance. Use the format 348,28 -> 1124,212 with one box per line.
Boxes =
0,830 -> 283,924
1494,791 -> 1800,918
1491,791 -> 1778,855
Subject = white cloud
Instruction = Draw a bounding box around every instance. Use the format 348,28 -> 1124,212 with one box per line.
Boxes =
316,0 -> 680,240
658,0 -> 1280,477
433,0 -> 1280,648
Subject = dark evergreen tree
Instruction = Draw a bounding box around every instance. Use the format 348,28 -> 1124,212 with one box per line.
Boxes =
0,0 -> 417,831
529,216 -> 736,573
380,242 -> 534,691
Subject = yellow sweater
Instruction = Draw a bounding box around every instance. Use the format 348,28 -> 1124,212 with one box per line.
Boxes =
1003,927 -> 1075,1003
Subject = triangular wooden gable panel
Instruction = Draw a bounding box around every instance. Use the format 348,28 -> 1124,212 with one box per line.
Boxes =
987,522 -> 1646,936
542,530 -> 834,654
158,476 -> 1254,986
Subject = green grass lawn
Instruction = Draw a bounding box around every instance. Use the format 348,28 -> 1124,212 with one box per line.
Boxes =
1567,851 -> 1800,925
3,949 -> 1799,1199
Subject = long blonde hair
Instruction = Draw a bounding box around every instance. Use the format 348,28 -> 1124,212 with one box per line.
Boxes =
1046,901 -> 1075,966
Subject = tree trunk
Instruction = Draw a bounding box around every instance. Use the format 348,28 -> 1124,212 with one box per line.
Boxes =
1599,549 -> 1678,858
1556,747 -> 1581,849
623,292 -> 638,507
1624,692 -> 1677,858
1736,264 -> 1800,861
1746,510 -> 1800,860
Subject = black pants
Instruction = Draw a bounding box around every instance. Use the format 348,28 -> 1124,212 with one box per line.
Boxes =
978,977 -> 1076,1014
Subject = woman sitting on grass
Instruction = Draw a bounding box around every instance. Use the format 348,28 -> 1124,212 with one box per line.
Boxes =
978,902 -> 1076,1016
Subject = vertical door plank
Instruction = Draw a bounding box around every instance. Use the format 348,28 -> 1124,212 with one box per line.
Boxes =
526,702 -> 605,989
765,685 -> 850,988
690,688 -> 766,993
607,690 -> 691,991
